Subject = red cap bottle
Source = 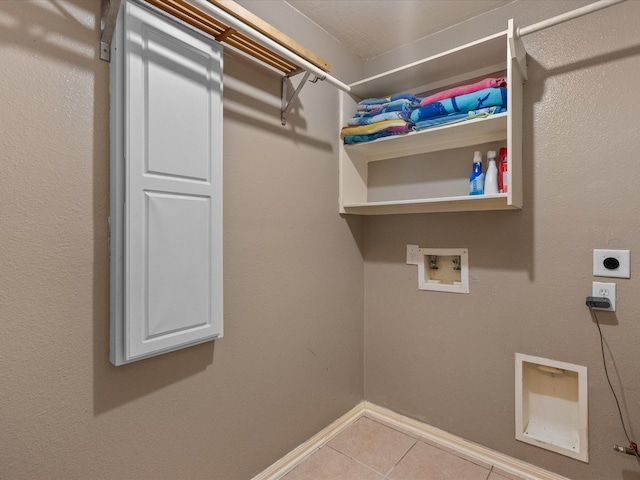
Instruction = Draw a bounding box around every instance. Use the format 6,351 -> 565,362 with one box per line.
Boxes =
498,147 -> 508,193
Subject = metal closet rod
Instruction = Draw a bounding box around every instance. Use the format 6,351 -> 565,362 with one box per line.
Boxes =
188,0 -> 351,93
517,0 -> 627,37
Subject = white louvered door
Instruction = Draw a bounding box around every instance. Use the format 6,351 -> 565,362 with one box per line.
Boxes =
110,0 -> 223,365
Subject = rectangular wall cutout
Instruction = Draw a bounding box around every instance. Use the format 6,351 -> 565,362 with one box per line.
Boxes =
515,353 -> 588,462
417,248 -> 469,293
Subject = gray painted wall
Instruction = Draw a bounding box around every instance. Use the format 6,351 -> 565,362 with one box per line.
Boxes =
1,1 -> 364,478
363,2 -> 640,479
2,1 -> 640,479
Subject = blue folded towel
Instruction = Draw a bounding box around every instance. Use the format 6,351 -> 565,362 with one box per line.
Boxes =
357,98 -> 420,113
358,93 -> 421,106
410,87 -> 507,122
344,131 -> 398,144
414,106 -> 505,130
347,111 -> 411,126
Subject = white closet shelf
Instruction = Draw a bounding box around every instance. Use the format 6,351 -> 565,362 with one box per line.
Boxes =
342,194 -> 513,216
349,31 -> 508,101
345,113 -> 508,163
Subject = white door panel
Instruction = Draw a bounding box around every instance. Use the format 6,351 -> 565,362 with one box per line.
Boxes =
143,27 -> 214,181
110,0 -> 223,365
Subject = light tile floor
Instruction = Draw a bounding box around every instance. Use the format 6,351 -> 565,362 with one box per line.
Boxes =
280,416 -> 525,480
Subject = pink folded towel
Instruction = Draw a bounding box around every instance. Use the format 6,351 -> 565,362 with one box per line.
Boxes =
419,77 -> 507,106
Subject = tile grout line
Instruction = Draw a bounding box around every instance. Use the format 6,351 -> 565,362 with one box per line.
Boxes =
367,413 -> 494,473
363,414 -> 422,441
418,435 -> 492,470
325,444 -> 388,478
328,416 -> 421,479
487,465 -> 495,480
254,403 -> 367,480
383,437 -> 419,479
365,413 -> 496,478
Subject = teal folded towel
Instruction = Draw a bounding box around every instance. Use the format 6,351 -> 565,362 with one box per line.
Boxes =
411,87 -> 507,122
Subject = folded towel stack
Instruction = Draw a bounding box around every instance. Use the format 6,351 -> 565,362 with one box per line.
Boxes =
341,78 -> 508,143
341,93 -> 420,144
411,87 -> 507,123
411,78 -> 507,131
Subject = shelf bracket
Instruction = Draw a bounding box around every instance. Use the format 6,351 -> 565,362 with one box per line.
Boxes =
281,70 -> 312,126
508,19 -> 528,82
100,0 -> 122,61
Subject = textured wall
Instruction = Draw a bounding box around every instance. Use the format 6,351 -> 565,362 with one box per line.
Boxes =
0,1 -> 364,478
363,2 -> 640,479
5,1 -> 640,479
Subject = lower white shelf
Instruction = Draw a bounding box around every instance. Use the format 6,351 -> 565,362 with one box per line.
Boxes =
344,114 -> 508,163
342,193 -> 515,215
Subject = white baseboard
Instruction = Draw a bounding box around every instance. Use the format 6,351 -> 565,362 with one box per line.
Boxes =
363,403 -> 570,480
252,401 -> 571,480
251,402 -> 367,480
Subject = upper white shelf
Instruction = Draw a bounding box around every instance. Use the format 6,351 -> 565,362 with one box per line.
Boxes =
349,31 -> 508,100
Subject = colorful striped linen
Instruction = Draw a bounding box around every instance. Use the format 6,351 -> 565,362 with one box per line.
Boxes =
419,77 -> 506,106
340,119 -> 413,139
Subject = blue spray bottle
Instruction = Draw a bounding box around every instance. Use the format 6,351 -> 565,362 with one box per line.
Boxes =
469,150 -> 484,195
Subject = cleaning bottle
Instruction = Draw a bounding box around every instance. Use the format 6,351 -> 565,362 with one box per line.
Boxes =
498,147 -> 508,193
469,151 -> 484,195
484,150 -> 498,194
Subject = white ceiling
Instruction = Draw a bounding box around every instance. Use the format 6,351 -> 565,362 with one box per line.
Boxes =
285,0 -> 512,59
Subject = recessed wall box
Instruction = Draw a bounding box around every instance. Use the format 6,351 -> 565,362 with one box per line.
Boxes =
515,353 -> 588,462
417,248 -> 469,293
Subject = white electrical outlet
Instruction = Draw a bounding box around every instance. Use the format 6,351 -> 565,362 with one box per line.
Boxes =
592,281 -> 616,311
406,244 -> 419,265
